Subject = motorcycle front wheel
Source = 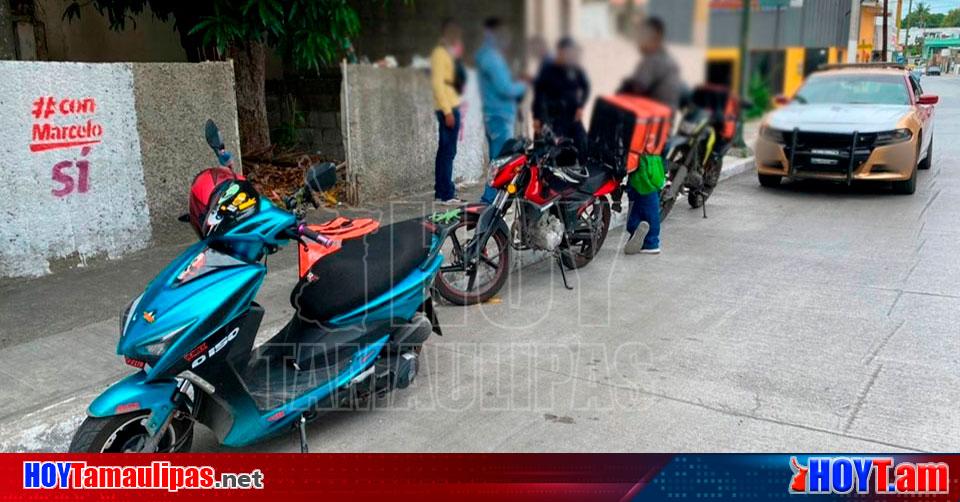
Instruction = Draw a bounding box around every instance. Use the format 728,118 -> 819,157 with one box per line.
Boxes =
69,409 -> 194,453
660,163 -> 688,221
434,217 -> 510,306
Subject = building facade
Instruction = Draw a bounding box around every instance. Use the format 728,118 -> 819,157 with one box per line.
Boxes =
707,0 -> 852,97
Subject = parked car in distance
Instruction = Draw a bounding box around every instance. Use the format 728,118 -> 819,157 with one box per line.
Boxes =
926,66 -> 941,76
755,64 -> 937,195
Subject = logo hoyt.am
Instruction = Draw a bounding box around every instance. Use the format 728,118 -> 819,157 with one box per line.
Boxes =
790,456 -> 949,495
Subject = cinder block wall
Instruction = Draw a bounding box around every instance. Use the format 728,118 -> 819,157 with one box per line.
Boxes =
0,61 -> 239,277
266,70 -> 344,161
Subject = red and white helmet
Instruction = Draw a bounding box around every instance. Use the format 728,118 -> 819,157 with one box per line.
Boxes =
188,167 -> 244,236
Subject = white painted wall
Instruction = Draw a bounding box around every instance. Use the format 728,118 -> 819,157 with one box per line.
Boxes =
452,68 -> 488,183
0,62 -> 150,277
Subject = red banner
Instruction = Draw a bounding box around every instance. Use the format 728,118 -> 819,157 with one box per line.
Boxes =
2,454 -> 671,501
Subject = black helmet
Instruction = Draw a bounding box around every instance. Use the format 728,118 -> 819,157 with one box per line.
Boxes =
547,143 -> 589,185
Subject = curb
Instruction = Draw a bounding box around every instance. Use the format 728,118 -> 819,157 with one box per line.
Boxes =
718,156 -> 756,182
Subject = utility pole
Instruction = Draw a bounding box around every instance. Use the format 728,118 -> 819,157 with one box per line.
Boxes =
904,0 -> 913,60
882,0 -> 889,61
732,0 -> 751,151
894,0 -> 903,61
919,6 -> 926,64
846,0 -> 861,63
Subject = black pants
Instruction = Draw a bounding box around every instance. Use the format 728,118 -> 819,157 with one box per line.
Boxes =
434,108 -> 460,200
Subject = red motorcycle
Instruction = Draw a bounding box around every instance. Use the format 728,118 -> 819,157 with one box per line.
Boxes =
434,128 -> 623,305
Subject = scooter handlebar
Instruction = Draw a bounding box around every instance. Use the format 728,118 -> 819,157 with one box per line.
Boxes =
297,223 -> 334,247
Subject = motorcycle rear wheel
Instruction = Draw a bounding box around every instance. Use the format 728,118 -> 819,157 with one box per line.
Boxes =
69,409 -> 193,453
434,218 -> 510,306
561,199 -> 611,269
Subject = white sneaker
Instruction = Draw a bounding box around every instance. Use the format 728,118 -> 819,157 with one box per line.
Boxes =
624,221 -> 649,255
440,198 -> 463,206
639,247 -> 661,255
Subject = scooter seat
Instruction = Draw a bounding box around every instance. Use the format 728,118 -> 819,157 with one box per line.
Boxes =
290,218 -> 433,324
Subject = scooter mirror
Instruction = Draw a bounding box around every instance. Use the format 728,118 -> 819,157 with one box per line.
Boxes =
204,119 -> 225,152
306,162 -> 337,193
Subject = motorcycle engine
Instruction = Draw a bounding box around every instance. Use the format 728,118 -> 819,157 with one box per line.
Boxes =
526,213 -> 564,251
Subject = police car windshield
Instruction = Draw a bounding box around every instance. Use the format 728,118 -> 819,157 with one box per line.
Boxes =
795,74 -> 910,106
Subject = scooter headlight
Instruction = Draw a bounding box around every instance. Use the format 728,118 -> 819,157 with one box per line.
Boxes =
139,324 -> 191,359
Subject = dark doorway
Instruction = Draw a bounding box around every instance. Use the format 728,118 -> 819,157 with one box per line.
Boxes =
804,48 -> 829,76
749,50 -> 785,95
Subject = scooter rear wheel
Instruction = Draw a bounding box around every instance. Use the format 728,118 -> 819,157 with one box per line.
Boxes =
69,410 -> 193,453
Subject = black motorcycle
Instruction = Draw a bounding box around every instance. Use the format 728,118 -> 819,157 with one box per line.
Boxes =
660,85 -> 747,220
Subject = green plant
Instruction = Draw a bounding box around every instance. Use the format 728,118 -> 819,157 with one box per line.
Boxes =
942,8 -> 960,28
745,71 -> 771,120
64,0 -> 380,156
270,97 -> 307,151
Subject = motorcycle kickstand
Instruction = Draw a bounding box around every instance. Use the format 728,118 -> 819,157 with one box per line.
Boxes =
297,414 -> 309,453
556,254 -> 573,291
702,197 -> 708,219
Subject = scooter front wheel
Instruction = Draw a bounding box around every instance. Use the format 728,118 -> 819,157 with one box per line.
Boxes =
69,410 -> 193,453
434,218 -> 510,306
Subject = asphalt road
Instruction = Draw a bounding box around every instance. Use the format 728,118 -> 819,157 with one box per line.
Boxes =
0,75 -> 958,453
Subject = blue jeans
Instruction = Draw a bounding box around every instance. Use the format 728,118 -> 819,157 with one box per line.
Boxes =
626,187 -> 661,250
435,108 -> 460,201
481,115 -> 514,203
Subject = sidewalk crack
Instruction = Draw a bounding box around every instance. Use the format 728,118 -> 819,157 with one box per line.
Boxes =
863,320 -> 904,367
843,364 -> 882,434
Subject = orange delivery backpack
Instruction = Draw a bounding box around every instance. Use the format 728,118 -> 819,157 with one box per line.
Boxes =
587,94 -> 674,178
690,84 -> 741,145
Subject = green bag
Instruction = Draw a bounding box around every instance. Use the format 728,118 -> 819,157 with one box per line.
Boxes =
628,155 -> 666,195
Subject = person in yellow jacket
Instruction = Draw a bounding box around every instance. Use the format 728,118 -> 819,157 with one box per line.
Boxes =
430,18 -> 465,205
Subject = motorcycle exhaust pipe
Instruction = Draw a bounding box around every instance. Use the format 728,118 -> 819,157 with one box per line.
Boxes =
344,348 -> 420,407
389,314 -> 432,352
371,350 -> 419,393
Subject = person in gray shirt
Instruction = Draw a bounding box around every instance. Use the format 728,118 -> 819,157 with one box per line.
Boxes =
618,16 -> 682,112
617,16 -> 682,255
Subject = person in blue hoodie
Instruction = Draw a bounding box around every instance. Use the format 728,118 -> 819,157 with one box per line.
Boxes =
475,17 -> 527,204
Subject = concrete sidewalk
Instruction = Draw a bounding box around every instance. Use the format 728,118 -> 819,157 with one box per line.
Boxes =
0,130 -> 756,452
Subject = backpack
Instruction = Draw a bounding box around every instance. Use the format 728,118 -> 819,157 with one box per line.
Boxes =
627,155 -> 665,195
